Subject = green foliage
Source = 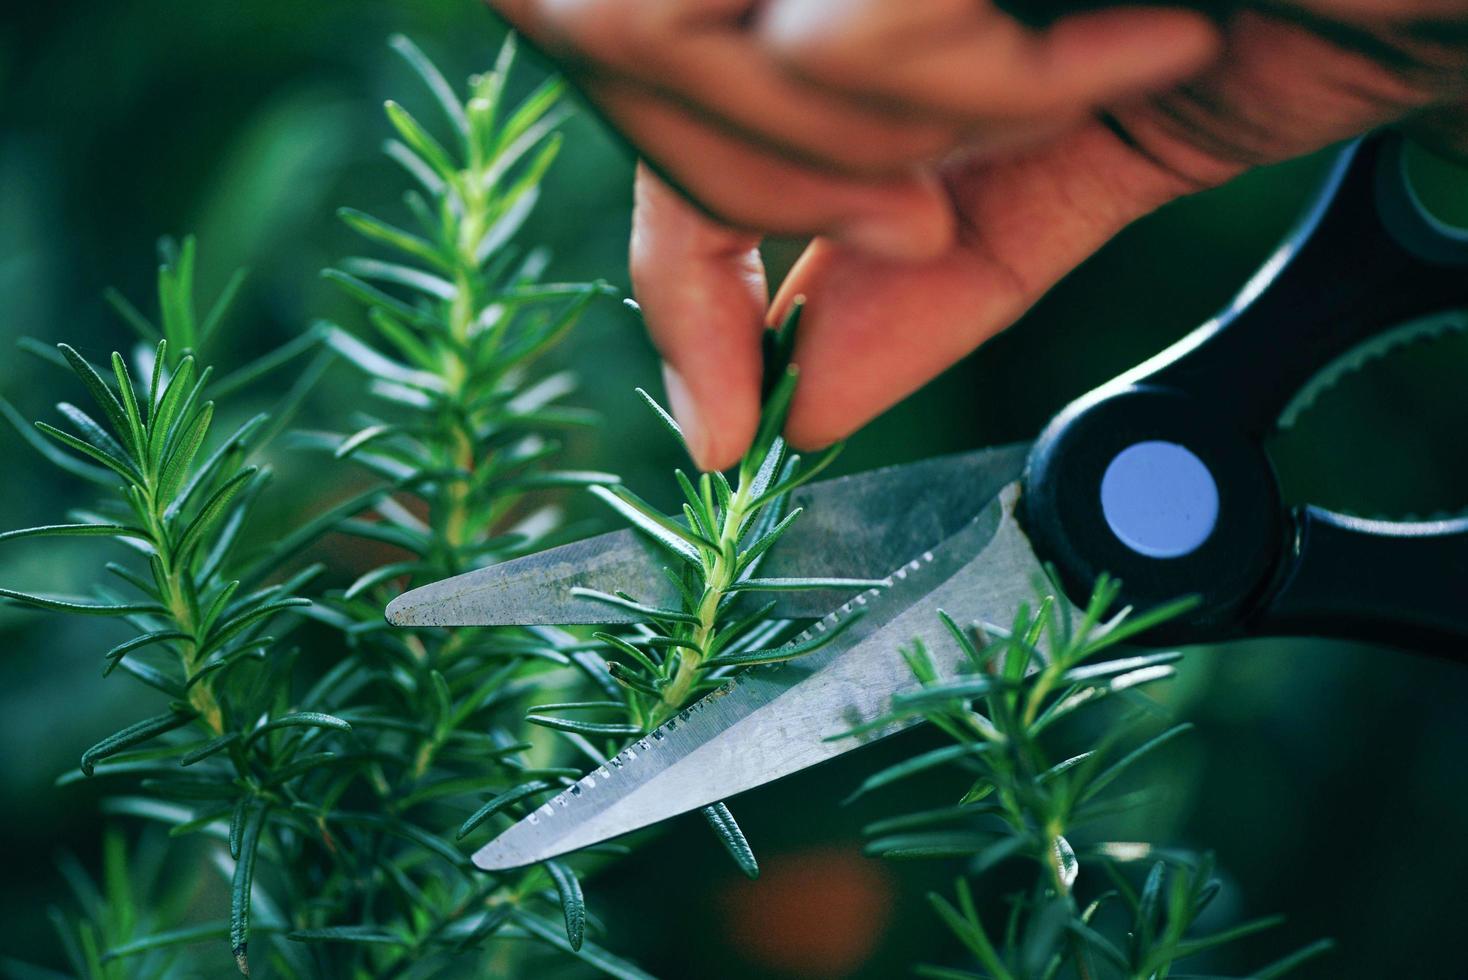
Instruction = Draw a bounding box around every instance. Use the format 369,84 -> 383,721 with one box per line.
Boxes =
851,579 -> 1331,979
10,830 -> 206,980
3,36 -> 634,979
0,236 -> 332,977
273,33 -> 625,973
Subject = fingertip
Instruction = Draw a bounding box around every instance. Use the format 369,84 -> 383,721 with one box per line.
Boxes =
661,361 -> 757,473
703,410 -> 761,474
782,407 -> 851,458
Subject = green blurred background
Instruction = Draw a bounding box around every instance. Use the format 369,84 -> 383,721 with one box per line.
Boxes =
2,2 -> 1466,977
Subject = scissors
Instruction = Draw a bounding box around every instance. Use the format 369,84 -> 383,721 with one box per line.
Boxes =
386,134 -> 1468,872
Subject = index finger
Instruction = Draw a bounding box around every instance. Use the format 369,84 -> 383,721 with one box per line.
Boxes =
631,164 -> 768,473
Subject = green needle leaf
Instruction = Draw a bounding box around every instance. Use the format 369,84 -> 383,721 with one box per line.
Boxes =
336,209 -> 449,273
198,267 -> 249,346
104,922 -> 231,960
1080,723 -> 1194,804
103,287 -> 160,341
928,886 -> 1013,980
1254,938 -> 1337,979
175,467 -> 257,560
340,256 -> 456,300
228,799 -> 247,860
0,523 -> 149,544
287,925 -> 407,946
0,397 -> 110,484
735,507 -> 801,570
635,387 -> 684,446
843,743 -> 990,805
56,344 -> 133,455
245,712 -> 351,747
568,588 -> 701,626
230,804 -> 267,975
592,632 -> 663,675
525,715 -> 642,737
156,401 -> 214,503
384,100 -> 458,182
457,781 -> 553,840
146,355 -> 197,463
181,733 -> 240,766
82,711 -> 197,777
211,329 -> 324,400
334,423 -> 398,459
34,421 -> 139,483
102,630 -> 191,677
0,588 -> 167,617
511,911 -> 658,980
388,34 -> 469,135
1066,917 -> 1129,970
748,443 -> 844,508
110,352 -> 146,457
727,577 -> 889,592
588,484 -> 707,563
707,607 -> 866,667
545,860 -> 585,951
702,803 -> 759,880
1142,915 -> 1284,972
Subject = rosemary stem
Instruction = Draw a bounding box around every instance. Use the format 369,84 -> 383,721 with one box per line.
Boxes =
144,484 -> 224,733
651,477 -> 753,727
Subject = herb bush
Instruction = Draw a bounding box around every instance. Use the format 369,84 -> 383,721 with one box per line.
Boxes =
843,585 -> 1333,979
3,37 -> 642,979
1,32 -> 1326,980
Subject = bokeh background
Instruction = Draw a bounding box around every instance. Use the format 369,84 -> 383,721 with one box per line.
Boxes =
2,1 -> 1466,977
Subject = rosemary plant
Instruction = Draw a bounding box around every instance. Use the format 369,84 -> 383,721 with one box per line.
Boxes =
0,236 -> 335,976
8,37 -> 654,979
275,34 -> 647,976
845,580 -> 1332,980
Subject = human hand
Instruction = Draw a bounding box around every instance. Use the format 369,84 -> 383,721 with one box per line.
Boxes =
489,1 -> 1467,471
625,0 -> 1468,470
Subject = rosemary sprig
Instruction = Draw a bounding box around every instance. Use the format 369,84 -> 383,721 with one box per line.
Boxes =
0,237 -> 337,975
518,302 -> 882,879
847,579 -> 1332,979
286,34 -> 628,972
554,302 -> 877,735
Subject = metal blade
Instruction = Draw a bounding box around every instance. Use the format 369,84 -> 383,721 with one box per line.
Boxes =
473,481 -> 1073,870
386,443 -> 1030,626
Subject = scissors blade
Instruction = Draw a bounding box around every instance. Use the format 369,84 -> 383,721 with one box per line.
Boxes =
473,481 -> 1072,870
386,443 -> 1031,626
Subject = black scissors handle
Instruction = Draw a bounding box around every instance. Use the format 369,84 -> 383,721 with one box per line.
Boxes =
1022,134 -> 1468,655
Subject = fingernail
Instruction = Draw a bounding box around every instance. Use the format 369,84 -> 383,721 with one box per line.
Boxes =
661,363 -> 712,470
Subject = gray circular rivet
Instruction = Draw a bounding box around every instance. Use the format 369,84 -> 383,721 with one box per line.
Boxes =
1100,441 -> 1219,559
